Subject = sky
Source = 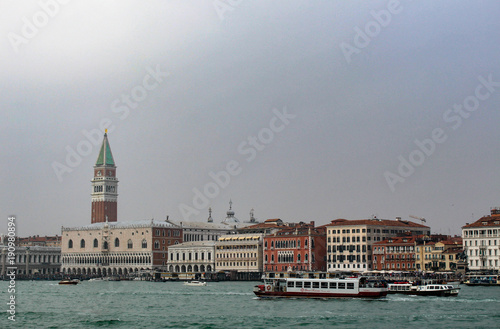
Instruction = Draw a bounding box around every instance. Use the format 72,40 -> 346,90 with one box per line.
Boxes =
1,0 -> 500,237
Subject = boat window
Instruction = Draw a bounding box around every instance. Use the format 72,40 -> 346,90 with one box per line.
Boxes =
329,282 -> 337,289
287,281 -> 294,288
338,282 -> 346,289
313,282 -> 319,289
347,283 -> 354,289
304,282 -> 311,288
321,282 -> 328,289
296,281 -> 303,288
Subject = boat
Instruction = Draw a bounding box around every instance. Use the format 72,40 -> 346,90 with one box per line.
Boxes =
387,282 -> 460,296
184,281 -> 207,286
464,275 -> 500,286
88,278 -> 106,282
253,277 -> 387,299
58,279 -> 79,285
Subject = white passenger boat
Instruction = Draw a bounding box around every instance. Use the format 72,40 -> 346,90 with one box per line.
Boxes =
184,281 -> 207,286
253,277 -> 387,299
387,282 -> 460,296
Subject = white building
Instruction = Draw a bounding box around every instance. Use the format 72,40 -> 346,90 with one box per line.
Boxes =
167,241 -> 215,273
462,208 -> 500,271
61,220 -> 182,277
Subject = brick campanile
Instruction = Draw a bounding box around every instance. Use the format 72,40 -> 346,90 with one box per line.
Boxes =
91,130 -> 118,224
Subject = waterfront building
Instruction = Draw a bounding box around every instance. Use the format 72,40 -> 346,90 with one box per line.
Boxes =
263,222 -> 327,272
462,208 -> 500,271
61,219 -> 182,276
0,245 -> 61,278
167,241 -> 215,273
215,233 -> 263,274
373,235 -> 418,271
326,217 -> 430,272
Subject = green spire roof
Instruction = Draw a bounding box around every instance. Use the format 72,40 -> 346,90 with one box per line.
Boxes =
95,133 -> 115,166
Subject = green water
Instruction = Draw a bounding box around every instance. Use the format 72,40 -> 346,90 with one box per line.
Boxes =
1,281 -> 499,328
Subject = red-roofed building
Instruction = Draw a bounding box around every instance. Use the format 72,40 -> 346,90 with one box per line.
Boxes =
18,235 -> 61,248
263,222 -> 326,272
326,217 -> 430,272
462,207 -> 500,271
373,235 -> 418,271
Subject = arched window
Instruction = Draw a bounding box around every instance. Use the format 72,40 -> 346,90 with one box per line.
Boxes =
80,239 -> 85,248
297,254 -> 301,262
115,238 -> 120,247
142,239 -> 147,248
154,241 -> 160,249
103,241 -> 108,249
93,239 -> 98,248
127,239 -> 133,249
305,253 -> 308,261
271,241 -> 274,248
68,239 -> 73,249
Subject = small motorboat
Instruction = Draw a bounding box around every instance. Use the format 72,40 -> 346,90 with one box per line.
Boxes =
59,279 -> 79,285
184,281 -> 207,286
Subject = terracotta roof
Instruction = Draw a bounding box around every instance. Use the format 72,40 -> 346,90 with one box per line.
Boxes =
442,247 -> 463,254
19,236 -> 61,242
264,218 -> 282,223
374,236 -> 418,245
439,237 -> 463,245
462,214 -> 500,228
328,218 -> 429,229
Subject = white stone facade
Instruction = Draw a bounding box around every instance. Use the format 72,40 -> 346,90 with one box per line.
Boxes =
167,241 -> 215,273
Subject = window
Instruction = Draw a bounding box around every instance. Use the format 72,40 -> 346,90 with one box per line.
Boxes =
93,239 -> 98,248
347,283 -> 354,289
329,282 -> 337,289
115,238 -> 120,247
296,281 -> 303,288
304,282 -> 311,288
128,239 -> 133,249
142,239 -> 147,248
312,282 -> 320,289
338,282 -> 346,289
68,239 -> 73,249
154,241 -> 160,249
80,239 -> 85,248
103,241 -> 108,249
321,282 -> 328,289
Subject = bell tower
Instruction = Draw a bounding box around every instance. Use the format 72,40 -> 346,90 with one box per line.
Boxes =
91,130 -> 118,224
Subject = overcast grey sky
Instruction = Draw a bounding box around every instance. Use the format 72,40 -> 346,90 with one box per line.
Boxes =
2,0 -> 500,236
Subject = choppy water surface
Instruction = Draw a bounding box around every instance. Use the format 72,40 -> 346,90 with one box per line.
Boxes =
1,281 -> 499,328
